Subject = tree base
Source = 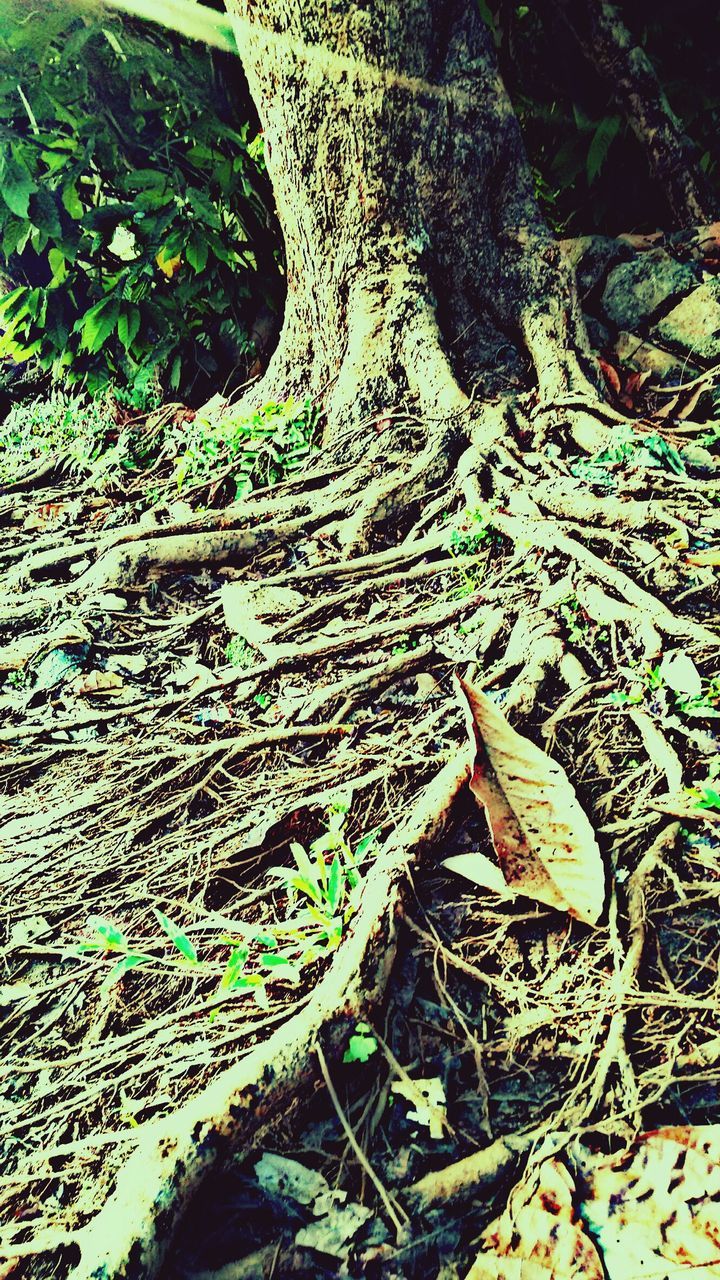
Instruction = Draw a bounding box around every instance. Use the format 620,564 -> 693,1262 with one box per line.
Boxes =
1,243 -> 720,1279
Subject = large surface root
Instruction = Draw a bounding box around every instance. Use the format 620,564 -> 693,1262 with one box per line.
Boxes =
2,373 -> 720,1279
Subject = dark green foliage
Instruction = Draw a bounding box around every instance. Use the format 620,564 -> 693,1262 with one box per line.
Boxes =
0,2 -> 282,402
479,1 -> 720,233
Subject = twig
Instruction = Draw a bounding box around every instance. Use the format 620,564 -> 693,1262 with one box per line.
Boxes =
315,1041 -> 408,1235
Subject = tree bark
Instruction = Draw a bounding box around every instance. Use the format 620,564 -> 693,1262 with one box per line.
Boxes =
226,0 -> 597,448
548,0 -> 715,228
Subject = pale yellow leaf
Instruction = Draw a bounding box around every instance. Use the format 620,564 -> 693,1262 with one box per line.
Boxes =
73,670 -> 125,697
577,1126 -> 720,1278
443,852 -> 516,899
455,676 -> 604,924
466,1156 -> 604,1279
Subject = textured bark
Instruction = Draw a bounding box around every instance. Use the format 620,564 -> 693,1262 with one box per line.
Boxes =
226,0 -> 595,445
549,0 -> 715,228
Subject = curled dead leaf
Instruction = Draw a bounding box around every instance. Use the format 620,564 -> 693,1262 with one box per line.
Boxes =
466,1155 -> 604,1280
73,670 -> 125,697
467,1125 -> 720,1279
454,676 -> 605,924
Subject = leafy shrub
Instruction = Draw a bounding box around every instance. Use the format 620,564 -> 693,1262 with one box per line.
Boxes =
172,397 -> 321,498
0,2 -> 282,401
0,388 -> 114,481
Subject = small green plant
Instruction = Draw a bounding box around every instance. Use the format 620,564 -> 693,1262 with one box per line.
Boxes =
5,668 -> 29,689
343,1021 -> 378,1064
686,759 -> 720,812
267,806 -> 374,953
75,810 -> 380,1010
447,504 -> 497,595
225,637 -> 254,668
558,595 -> 588,643
172,397 -> 321,498
0,388 -> 113,481
675,675 -> 720,720
392,636 -> 420,657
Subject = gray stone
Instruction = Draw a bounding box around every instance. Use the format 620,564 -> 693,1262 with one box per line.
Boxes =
653,279 -> 720,362
601,250 -> 697,331
574,235 -> 633,301
613,331 -> 692,381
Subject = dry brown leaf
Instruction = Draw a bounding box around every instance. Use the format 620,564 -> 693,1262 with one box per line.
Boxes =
73,670 -> 125,697
455,676 -> 604,924
576,1126 -> 720,1278
469,1129 -> 720,1279
687,549 -> 720,567
466,1156 -> 604,1279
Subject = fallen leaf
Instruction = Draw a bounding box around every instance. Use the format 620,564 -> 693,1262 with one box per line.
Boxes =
598,357 -> 621,396
391,1076 -> 446,1139
455,676 -> 605,924
466,1156 -> 604,1279
73,670 -> 125,697
295,1203 -> 373,1259
659,650 -> 702,697
687,549 -> 720,568
576,1126 -> 720,1278
469,1128 -> 720,1279
170,659 -> 216,692
23,502 -> 70,530
220,581 -> 304,656
443,851 -> 517,899
254,1153 -> 335,1210
33,645 -> 89,692
106,653 -> 148,677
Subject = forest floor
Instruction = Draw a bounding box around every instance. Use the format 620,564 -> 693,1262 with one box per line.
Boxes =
2,232 -> 720,1280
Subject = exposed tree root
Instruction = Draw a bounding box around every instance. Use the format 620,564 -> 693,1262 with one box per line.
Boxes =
2,353 -> 720,1279
63,756 -> 468,1280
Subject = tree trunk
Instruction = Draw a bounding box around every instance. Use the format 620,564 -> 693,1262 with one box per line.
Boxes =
8,7 -> 717,1280
227,0 -> 597,446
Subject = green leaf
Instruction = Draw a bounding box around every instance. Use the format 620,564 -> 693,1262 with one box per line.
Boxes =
0,156 -> 37,218
356,827 -> 381,858
586,114 -> 621,185
185,233 -> 209,273
48,247 -> 68,285
152,907 -> 198,963
219,944 -> 248,990
62,181 -> 83,219
103,954 -> 149,988
252,932 -> 277,949
88,915 -> 127,951
343,1025 -> 378,1064
326,853 -> 342,914
76,297 -> 120,354
289,842 -> 323,901
260,955 -> 300,982
0,285 -> 28,320
692,787 -> 720,811
118,306 -> 141,352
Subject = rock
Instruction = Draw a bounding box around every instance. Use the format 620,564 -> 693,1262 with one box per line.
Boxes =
601,250 -> 697,331
679,443 -> 717,475
572,235 -> 633,301
92,592 -> 128,611
653,278 -> 720,362
613,331 -> 691,381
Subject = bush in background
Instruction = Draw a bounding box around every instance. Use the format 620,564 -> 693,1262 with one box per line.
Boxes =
0,1 -> 283,405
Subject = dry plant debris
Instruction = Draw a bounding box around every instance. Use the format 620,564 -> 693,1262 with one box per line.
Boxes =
468,1126 -> 720,1279
0,271 -> 720,1278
